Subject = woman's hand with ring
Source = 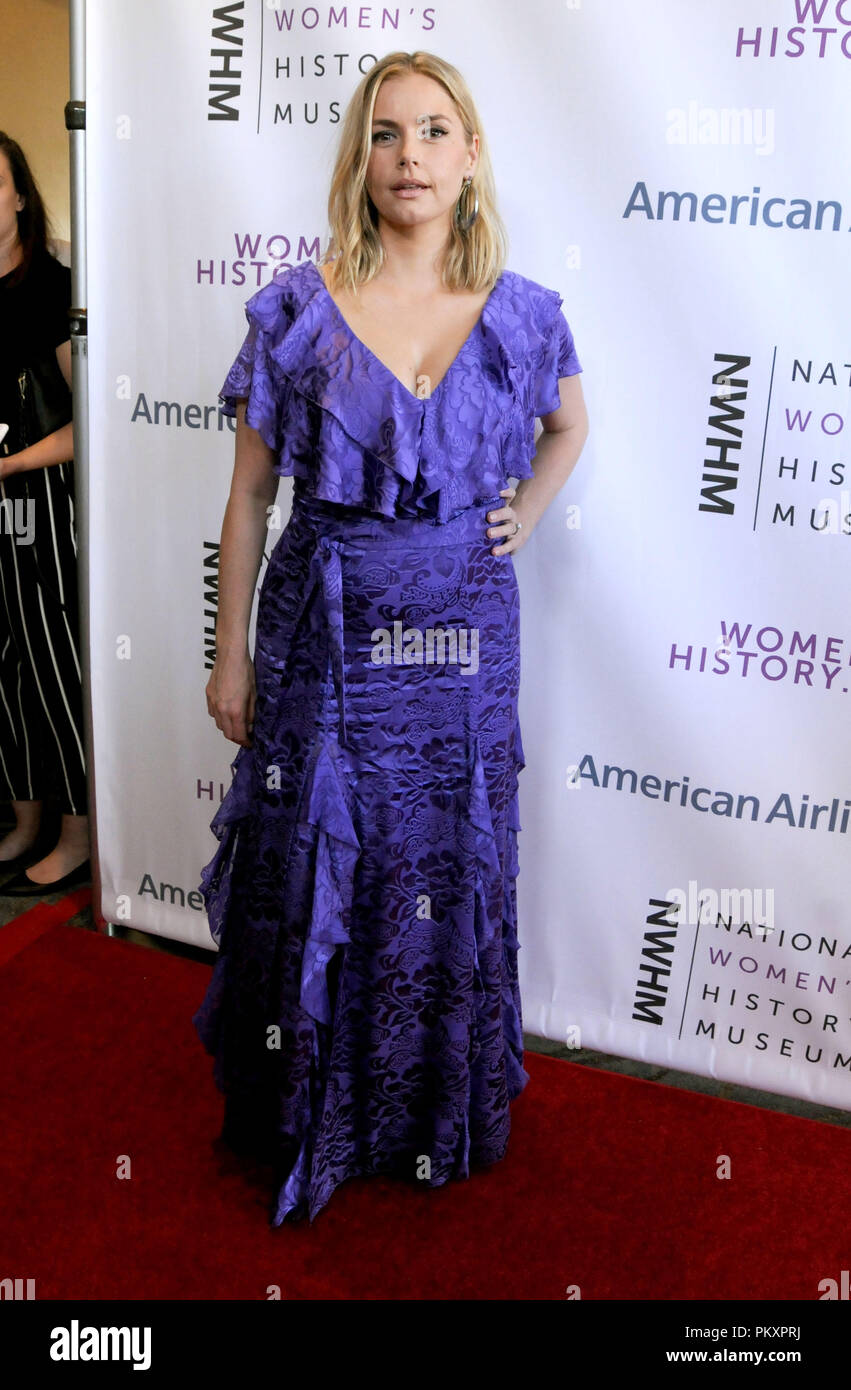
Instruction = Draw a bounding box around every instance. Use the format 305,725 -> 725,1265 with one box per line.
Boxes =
487,487 -> 527,556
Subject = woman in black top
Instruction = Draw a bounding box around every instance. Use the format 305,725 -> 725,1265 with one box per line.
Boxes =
0,133 -> 89,893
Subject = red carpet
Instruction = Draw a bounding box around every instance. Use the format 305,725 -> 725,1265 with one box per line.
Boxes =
0,921 -> 848,1300
0,887 -> 91,968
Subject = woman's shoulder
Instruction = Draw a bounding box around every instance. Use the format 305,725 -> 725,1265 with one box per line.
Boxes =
498,267 -> 567,320
0,248 -> 72,353
241,260 -> 321,336
42,245 -> 71,275
31,246 -> 71,293
489,268 -> 576,369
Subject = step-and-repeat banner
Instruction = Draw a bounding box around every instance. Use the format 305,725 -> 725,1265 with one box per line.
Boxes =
86,1 -> 850,1110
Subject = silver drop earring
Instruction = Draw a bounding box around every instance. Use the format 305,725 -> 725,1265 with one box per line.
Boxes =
455,177 -> 479,232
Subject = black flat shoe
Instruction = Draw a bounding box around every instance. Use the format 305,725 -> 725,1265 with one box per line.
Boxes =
1,858 -> 91,897
0,838 -> 55,874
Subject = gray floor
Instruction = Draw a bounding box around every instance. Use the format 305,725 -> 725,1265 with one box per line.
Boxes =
2,866 -> 849,1134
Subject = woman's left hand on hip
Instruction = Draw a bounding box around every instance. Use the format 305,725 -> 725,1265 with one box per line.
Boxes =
487,487 -> 528,556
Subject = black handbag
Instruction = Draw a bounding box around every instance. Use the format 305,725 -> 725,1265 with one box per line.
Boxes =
5,349 -> 73,455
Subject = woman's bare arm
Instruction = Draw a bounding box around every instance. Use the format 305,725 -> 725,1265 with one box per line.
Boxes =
206,401 -> 280,745
214,401 -> 279,655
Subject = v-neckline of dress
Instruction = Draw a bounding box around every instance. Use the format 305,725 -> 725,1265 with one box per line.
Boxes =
310,260 -> 504,405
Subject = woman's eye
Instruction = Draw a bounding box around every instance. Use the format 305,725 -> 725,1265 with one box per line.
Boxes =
371,128 -> 448,143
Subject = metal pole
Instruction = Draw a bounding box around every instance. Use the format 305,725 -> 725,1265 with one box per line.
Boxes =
66,1 -> 108,933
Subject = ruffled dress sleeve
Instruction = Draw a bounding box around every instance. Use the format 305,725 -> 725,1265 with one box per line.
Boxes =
218,280 -> 292,454
533,298 -> 582,418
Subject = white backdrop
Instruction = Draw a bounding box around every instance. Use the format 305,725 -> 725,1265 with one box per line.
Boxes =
85,0 -> 851,1111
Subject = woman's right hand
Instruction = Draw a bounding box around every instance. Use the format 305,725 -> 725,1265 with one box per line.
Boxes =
205,647 -> 256,749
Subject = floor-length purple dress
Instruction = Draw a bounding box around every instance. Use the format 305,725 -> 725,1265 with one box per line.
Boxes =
193,259 -> 582,1225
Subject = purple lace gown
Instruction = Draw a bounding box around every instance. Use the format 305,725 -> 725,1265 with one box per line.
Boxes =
193,259 -> 582,1225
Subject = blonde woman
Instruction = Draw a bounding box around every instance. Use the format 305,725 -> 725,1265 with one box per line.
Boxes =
194,51 -> 589,1226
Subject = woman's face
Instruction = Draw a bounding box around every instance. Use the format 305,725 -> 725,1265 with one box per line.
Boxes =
0,150 -> 23,243
365,72 -> 478,235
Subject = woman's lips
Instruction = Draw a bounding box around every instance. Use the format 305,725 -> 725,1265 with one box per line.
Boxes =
392,185 -> 428,197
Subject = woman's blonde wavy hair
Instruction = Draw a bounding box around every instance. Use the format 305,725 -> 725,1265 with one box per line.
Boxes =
321,51 -> 508,296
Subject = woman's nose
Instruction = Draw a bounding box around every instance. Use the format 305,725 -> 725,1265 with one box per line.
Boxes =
397,127 -> 423,164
